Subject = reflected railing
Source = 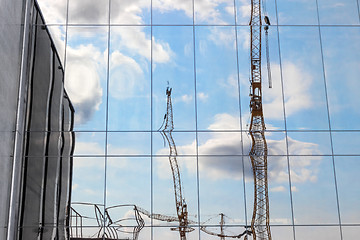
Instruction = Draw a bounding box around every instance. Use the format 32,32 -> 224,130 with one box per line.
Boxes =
70,203 -> 251,239
69,203 -> 144,240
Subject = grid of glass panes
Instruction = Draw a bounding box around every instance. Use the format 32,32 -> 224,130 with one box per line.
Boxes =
35,0 -> 360,239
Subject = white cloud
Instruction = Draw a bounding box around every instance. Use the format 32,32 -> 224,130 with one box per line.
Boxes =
208,27 -> 236,49
291,186 -> 299,192
237,0 -> 251,21
261,61 -> 313,119
197,92 -> 209,102
109,50 -> 145,99
65,44 -> 104,124
270,218 -> 292,225
236,27 -> 251,50
111,27 -> 172,64
37,0 -> 67,24
155,113 -> 322,184
270,186 -> 286,192
67,0 -> 109,23
110,0 -> 150,24
179,94 -> 193,104
208,113 -> 240,130
107,144 -> 141,156
74,141 -> 104,156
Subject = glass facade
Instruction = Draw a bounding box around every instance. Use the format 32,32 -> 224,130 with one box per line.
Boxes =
34,0 -> 360,239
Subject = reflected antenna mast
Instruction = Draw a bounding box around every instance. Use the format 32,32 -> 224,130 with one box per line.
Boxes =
249,0 -> 272,239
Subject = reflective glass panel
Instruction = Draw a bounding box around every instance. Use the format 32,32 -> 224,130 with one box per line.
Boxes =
269,226 -> 294,240
332,132 -> 360,155
37,0 -> 68,24
278,26 -> 329,130
73,132 -> 106,156
110,0 -> 151,25
295,226 -> 341,239
342,226 -> 360,240
71,157 -> 105,225
65,26 -> 108,131
290,157 -> 339,224
197,132 -> 242,156
153,156 -> 198,226
321,27 -> 360,130
276,0 -> 318,25
194,0 -> 235,25
198,156 -> 246,225
107,132 -> 151,156
68,0 -> 109,24
195,26 -> 240,131
287,131 -> 332,156
334,156 -> 360,224
152,0 -> 192,25
108,26 -> 151,131
153,131 -> 197,156
268,156 -> 293,225
318,0 -> 360,25
152,26 -> 196,131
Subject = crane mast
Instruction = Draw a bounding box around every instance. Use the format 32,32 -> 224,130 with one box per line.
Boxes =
160,87 -> 193,240
249,0 -> 272,239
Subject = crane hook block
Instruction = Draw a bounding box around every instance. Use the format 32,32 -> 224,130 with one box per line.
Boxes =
264,16 -> 270,25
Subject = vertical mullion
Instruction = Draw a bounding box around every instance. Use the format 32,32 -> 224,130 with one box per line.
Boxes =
150,0 -> 154,239
357,0 -> 360,23
273,0 -> 296,239
233,0 -> 249,233
103,0 -> 112,238
192,0 -> 201,239
315,1 -> 344,239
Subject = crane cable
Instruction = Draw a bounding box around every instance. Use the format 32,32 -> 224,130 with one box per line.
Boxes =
262,0 -> 272,89
265,25 -> 272,88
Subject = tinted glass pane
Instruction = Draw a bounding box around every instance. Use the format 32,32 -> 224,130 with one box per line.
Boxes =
195,0 -> 235,25
37,0 -> 68,24
276,0 -> 318,25
110,0 -> 150,25
73,132 -> 106,156
278,27 -> 329,130
71,157 -> 105,225
195,26 -> 240,131
334,157 -> 360,224
318,0 -> 360,25
199,156 -> 246,225
153,156 -> 198,226
107,132 -> 151,156
68,0 -> 109,24
152,26 -> 195,131
332,132 -> 360,155
152,0 -> 192,24
108,26 -> 151,131
65,27 -> 108,131
290,157 -> 339,224
295,226 -> 341,239
321,27 -> 360,130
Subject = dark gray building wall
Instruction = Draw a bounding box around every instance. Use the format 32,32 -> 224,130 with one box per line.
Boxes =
0,0 -> 26,238
1,1 -> 74,239
18,4 -> 74,239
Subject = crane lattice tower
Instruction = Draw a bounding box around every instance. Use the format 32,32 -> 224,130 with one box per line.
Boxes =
248,0 -> 272,239
160,87 -> 193,240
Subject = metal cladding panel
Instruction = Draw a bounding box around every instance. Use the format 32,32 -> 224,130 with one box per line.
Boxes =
20,12 -> 53,238
42,53 -> 64,239
58,97 -> 72,239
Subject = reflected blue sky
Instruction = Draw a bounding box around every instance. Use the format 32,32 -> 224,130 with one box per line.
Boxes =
36,0 -> 360,239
